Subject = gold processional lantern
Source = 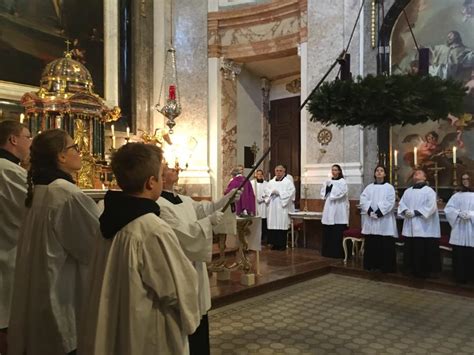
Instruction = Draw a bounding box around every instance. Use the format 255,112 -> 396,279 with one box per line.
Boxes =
21,47 -> 121,188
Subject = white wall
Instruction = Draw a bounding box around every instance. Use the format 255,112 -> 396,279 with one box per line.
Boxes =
236,68 -> 262,171
269,78 -> 300,102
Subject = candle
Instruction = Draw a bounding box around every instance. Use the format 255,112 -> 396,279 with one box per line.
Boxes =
112,136 -> 116,149
168,85 -> 176,101
56,117 -> 61,129
20,113 -> 25,124
394,150 -> 398,167
414,147 -> 418,166
453,146 -> 457,164
126,126 -> 130,138
111,124 -> 115,136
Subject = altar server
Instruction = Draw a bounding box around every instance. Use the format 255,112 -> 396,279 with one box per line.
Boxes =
265,164 -> 296,250
0,121 -> 30,353
225,164 -> 255,216
252,169 -> 269,243
360,165 -> 398,273
158,164 -> 240,355
8,129 -> 100,355
445,173 -> 474,283
80,143 -> 200,355
398,169 -> 441,278
321,164 -> 349,258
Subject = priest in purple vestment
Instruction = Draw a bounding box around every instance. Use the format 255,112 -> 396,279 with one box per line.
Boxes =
224,165 -> 256,216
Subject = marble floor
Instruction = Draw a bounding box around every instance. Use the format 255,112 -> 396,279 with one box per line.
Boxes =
210,247 -> 474,308
209,274 -> 474,354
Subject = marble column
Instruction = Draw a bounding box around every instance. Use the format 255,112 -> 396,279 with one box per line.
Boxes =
220,59 -> 241,191
305,0 -> 377,198
131,0 -> 154,133
261,78 -> 271,176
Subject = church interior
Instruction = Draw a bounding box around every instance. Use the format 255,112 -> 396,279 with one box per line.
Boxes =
1,0 -> 474,354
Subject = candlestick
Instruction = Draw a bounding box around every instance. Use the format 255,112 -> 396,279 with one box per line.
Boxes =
452,146 -> 457,164
20,113 -> 25,124
111,124 -> 115,136
394,149 -> 398,167
414,147 -> 418,167
126,126 -> 130,138
303,185 -> 309,212
112,135 -> 116,149
393,166 -> 399,187
453,163 -> 458,187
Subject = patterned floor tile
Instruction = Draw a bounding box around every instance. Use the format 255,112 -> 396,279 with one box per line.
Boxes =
209,274 -> 474,354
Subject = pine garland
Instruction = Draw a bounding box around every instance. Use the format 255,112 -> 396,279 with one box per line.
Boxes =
307,74 -> 467,128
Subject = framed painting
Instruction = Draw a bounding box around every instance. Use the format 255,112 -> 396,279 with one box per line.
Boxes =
0,0 -> 119,108
390,0 -> 474,191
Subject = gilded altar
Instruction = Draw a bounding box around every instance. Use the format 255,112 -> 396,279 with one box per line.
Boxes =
21,48 -> 120,188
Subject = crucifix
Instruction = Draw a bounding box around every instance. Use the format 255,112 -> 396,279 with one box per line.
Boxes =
428,162 -> 445,198
65,39 -> 71,52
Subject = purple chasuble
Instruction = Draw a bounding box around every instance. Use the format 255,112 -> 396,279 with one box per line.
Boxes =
224,175 -> 256,215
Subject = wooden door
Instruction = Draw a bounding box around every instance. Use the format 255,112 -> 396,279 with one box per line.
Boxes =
269,96 -> 301,207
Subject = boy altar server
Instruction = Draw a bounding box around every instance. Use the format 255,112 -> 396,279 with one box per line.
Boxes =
158,164 -> 240,355
398,169 -> 441,278
0,120 -> 30,353
80,143 -> 200,355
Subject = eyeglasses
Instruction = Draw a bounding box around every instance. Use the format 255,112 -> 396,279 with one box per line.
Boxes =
66,143 -> 80,153
10,134 -> 32,142
462,177 -> 470,181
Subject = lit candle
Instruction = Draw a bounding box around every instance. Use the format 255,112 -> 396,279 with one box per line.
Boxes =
394,150 -> 398,167
414,147 -> 418,166
112,136 -> 116,149
126,126 -> 130,138
168,85 -> 176,101
56,117 -> 61,129
453,146 -> 457,164
20,113 -> 25,124
111,124 -> 115,136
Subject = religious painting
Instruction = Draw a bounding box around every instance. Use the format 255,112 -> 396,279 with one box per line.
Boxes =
390,0 -> 474,189
0,0 -> 104,96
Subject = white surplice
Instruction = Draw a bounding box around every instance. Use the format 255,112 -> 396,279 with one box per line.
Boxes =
320,178 -> 349,225
264,177 -> 296,230
0,158 -> 27,329
359,183 -> 398,237
80,213 -> 200,355
8,179 -> 100,355
158,195 -> 215,317
252,179 -> 268,219
398,186 -> 440,238
445,191 -> 474,247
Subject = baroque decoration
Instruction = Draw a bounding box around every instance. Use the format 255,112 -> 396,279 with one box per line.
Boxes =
21,46 -> 120,188
307,74 -> 467,128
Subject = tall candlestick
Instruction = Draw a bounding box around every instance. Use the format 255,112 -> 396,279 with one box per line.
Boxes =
394,149 -> 398,167
126,126 -> 130,138
19,113 -> 25,124
112,136 -> 116,149
111,124 -> 115,136
414,147 -> 418,167
452,146 -> 457,164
